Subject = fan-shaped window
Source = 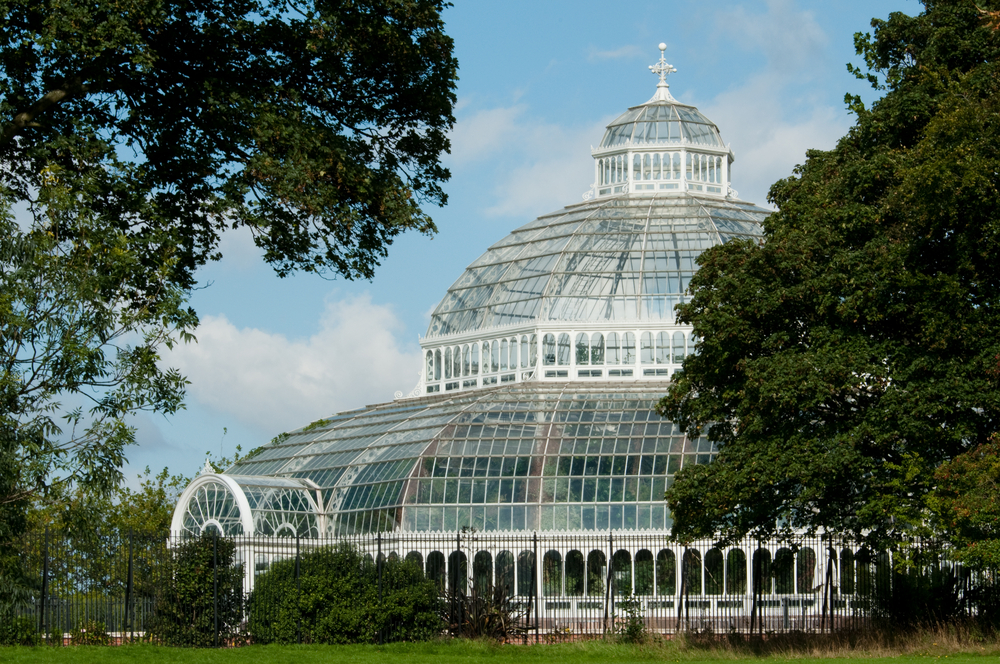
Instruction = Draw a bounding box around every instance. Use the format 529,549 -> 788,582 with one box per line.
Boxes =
576,333 -> 589,365
543,334 -> 556,366
557,334 -> 571,366
656,549 -> 676,595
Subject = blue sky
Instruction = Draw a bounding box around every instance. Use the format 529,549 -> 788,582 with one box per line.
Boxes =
131,0 -> 918,482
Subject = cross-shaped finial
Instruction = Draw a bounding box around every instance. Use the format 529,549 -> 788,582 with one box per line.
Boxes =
649,43 -> 677,88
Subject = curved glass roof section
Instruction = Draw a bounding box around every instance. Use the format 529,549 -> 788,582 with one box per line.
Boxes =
427,194 -> 768,338
223,383 -> 715,534
600,102 -> 724,148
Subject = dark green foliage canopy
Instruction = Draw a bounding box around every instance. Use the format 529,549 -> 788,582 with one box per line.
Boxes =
0,0 -> 457,288
659,0 -> 1000,547
247,542 -> 442,644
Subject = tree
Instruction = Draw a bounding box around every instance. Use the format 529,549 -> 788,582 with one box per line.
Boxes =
658,0 -> 1000,547
0,0 -> 456,529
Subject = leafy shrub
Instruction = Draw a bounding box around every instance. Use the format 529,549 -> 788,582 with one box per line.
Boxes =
69,620 -> 110,645
442,579 -> 528,641
150,534 -> 244,646
0,615 -> 40,646
247,542 -> 442,644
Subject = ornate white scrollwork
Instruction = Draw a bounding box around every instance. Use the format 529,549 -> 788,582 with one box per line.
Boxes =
727,185 -> 739,199
582,186 -> 595,201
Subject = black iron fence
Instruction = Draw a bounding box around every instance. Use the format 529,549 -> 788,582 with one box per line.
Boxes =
4,529 -> 993,645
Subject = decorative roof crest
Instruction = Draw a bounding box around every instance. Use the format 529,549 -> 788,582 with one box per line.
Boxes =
648,43 -> 677,102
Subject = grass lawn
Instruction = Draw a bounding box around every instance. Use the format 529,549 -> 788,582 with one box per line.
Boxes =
2,639 -> 1000,664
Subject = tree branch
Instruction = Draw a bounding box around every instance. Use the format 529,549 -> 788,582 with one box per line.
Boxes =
0,76 -> 89,148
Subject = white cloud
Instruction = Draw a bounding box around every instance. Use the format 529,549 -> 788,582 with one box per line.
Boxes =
718,0 -> 827,74
448,105 -> 527,165
164,294 -> 422,436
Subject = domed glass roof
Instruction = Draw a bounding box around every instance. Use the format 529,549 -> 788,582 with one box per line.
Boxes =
427,194 -> 768,338
599,102 -> 724,148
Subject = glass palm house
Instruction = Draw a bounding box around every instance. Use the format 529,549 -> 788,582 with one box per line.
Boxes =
171,47 -> 770,542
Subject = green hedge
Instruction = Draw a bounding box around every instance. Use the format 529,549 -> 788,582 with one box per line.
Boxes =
247,543 -> 442,644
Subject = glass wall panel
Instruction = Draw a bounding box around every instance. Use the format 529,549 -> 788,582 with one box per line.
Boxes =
656,332 -> 670,364
491,340 -> 499,372
565,550 -> 585,596
482,342 -> 491,373
509,337 -> 518,369
454,346 -> 462,377
641,332 -> 654,364
500,339 -> 508,371
463,345 -> 471,376
543,334 -> 556,366
673,153 -> 681,179
635,549 -> 654,595
427,551 -> 446,591
497,550 -> 515,597
587,550 -> 606,596
726,549 -> 747,595
530,334 -> 538,367
434,350 -> 442,381
682,549 -> 702,595
576,333 -> 589,365
543,550 -> 562,596
840,548 -> 855,594
673,331 -> 686,363
591,333 -> 605,365
517,550 -> 535,596
633,154 -> 641,181
426,351 -> 433,381
623,332 -> 636,364
705,548 -> 724,595
444,348 -> 452,379
474,550 -> 492,594
797,547 -> 817,594
521,336 -> 529,368
557,334 -> 571,365
449,550 -> 468,594
606,332 -> 620,365
773,548 -> 794,594
471,344 -> 479,375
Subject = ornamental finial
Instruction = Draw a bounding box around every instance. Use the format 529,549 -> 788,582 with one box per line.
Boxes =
648,43 -> 677,102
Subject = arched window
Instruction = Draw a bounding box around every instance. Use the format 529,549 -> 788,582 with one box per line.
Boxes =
686,153 -> 693,180
557,333 -> 571,365
509,337 -> 518,369
635,549 -> 654,595
587,550 -> 606,596
565,550 -> 585,596
652,153 -> 661,180
405,551 -> 423,573
496,550 -> 515,597
797,547 -> 817,594
434,349 -> 442,381
606,332 -> 620,365
673,331 -> 686,363
641,332 -> 654,364
520,336 -> 529,368
753,548 -> 772,595
449,550 -> 468,594
471,343 -> 479,375
591,333 -> 605,365
453,346 -> 461,377
672,153 -> 681,179
599,158 -> 606,185
726,549 -> 747,595
481,342 -> 491,373
613,549 -> 632,595
444,347 -> 452,379
543,334 -> 556,366
682,549 -> 702,595
856,549 -> 873,596
623,332 -> 636,364
529,334 -> 538,367
840,548 -> 855,594
656,549 -> 676,596
473,550 -> 492,594
517,550 -> 535,596
773,548 -> 794,594
491,340 -> 499,372
426,551 -> 446,591
633,154 -> 641,181
426,351 -> 433,382
575,333 -> 589,365
705,548 -> 724,595
500,339 -> 508,371
463,345 -> 471,376
708,156 -> 715,183
643,153 -> 652,180
656,332 -> 670,364
543,550 -> 562,596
